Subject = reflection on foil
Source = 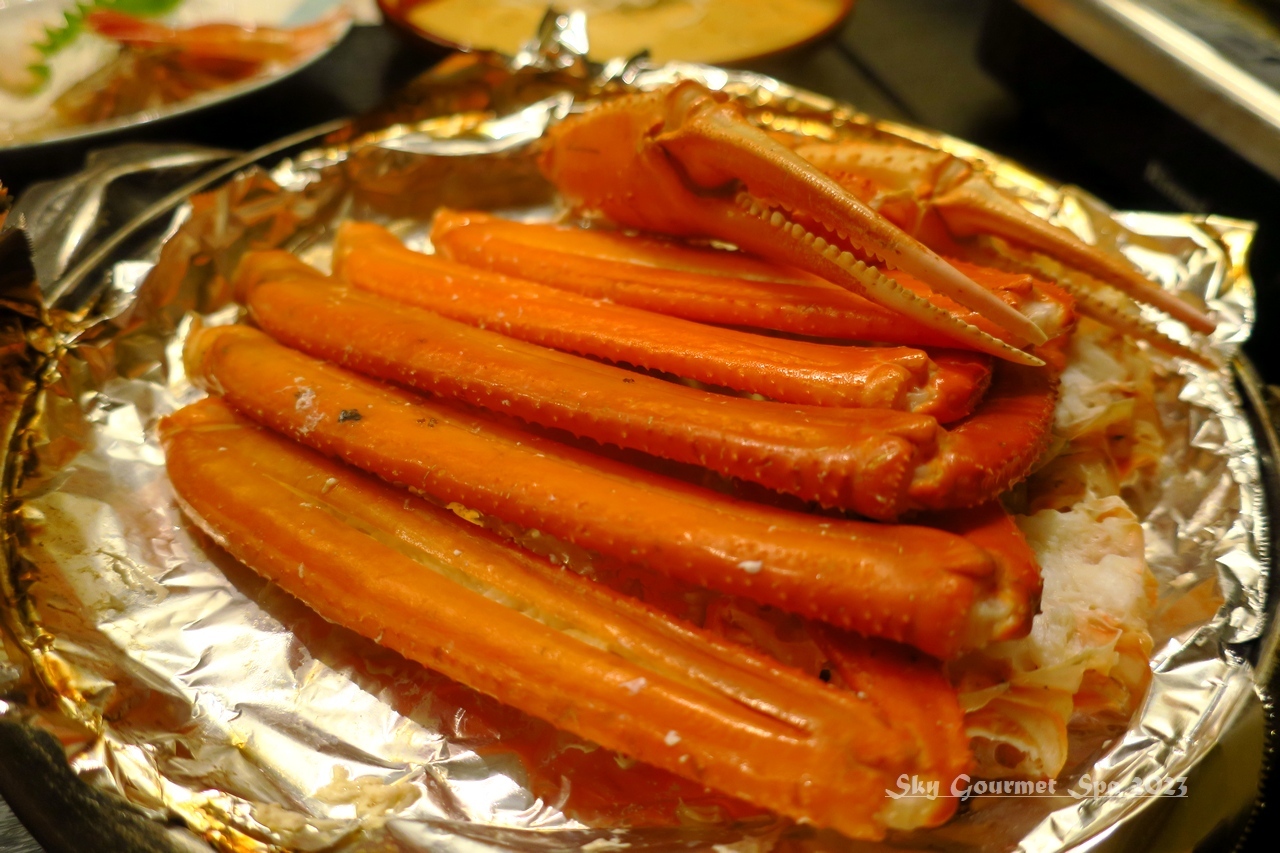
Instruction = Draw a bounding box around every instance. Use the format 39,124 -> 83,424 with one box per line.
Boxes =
372,95 -> 574,157
0,12 -> 1271,853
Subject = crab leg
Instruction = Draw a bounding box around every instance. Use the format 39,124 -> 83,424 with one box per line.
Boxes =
184,324 -> 1038,658
541,83 -> 1046,363
792,138 -> 1216,335
906,337 -> 1065,513
237,267 -> 940,519
327,221 -> 990,422
236,265 -> 1059,519
926,500 -> 1044,643
162,398 -> 970,838
431,209 -> 1076,347
564,502 -> 1037,787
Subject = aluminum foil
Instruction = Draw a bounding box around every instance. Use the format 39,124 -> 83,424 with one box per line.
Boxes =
0,13 -> 1272,853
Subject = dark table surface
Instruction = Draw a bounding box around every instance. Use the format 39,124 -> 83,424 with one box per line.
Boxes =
0,0 -> 1274,850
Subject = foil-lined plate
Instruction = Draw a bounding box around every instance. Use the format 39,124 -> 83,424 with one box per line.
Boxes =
0,12 -> 1274,852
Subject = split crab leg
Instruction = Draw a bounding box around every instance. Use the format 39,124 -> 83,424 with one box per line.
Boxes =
161,398 -> 971,838
329,221 -> 991,422
788,136 -> 1217,335
539,81 -> 1047,364
233,258 -> 1057,519
430,209 -> 1076,349
183,324 -> 1039,658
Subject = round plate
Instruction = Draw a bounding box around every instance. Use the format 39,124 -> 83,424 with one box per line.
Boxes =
0,0 -> 352,152
377,0 -> 854,65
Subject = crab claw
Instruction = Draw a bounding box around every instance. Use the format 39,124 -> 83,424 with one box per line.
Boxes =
540,82 -> 1047,366
791,138 -> 1217,336
930,175 -> 1215,334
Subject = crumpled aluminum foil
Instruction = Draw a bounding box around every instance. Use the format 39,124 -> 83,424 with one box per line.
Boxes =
0,11 -> 1272,852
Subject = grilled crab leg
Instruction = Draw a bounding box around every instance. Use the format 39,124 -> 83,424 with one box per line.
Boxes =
329,221 -> 991,422
234,260 -> 1057,519
161,398 -> 971,838
790,137 -> 1216,335
184,325 -> 1038,658
540,82 -> 1047,364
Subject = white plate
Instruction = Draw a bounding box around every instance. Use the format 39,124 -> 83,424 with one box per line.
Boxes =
0,0 -> 352,151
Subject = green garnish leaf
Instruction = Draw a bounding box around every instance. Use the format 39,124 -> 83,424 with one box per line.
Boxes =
24,0 -> 187,93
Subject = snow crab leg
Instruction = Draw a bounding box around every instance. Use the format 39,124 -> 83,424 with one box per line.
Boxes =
183,324 -> 1038,658
430,209 -> 1075,349
329,221 -> 991,422
233,259 -> 1058,519
540,81 -> 1047,364
161,398 -> 971,838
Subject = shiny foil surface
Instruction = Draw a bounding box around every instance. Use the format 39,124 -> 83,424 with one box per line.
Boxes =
0,14 -> 1271,853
